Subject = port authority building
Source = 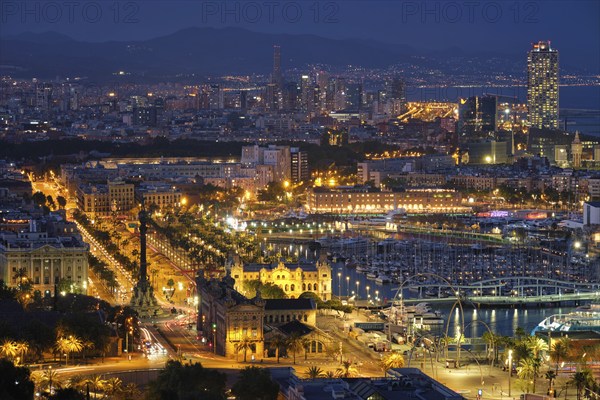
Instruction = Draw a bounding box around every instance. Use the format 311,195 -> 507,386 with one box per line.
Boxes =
197,269 -> 333,360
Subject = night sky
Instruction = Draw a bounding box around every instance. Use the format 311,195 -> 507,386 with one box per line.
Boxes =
1,0 -> 599,70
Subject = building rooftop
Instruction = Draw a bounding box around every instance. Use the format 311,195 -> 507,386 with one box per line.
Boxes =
277,319 -> 314,336
242,262 -> 319,272
268,367 -> 465,400
265,298 -> 316,311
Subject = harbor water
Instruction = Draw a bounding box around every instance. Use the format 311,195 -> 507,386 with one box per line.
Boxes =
332,262 -> 577,338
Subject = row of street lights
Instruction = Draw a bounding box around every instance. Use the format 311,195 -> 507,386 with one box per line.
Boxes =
335,271 -> 380,302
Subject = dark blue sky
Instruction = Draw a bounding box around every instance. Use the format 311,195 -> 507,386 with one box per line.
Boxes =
2,0 -> 599,70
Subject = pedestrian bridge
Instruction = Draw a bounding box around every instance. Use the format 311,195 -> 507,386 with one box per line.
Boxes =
399,276 -> 600,306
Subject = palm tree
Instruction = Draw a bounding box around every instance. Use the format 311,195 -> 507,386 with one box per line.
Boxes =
15,341 -> 29,364
35,368 -> 62,393
301,337 -> 311,361
85,374 -> 106,399
527,337 -> 548,392
270,334 -> 285,363
545,370 -> 557,396
336,360 -> 358,378
381,352 -> 405,376
236,336 -> 252,362
482,331 -> 497,367
324,371 -> 336,379
569,369 -> 595,400
0,339 -> 18,360
120,383 -> 141,400
550,337 -> 571,374
67,375 -> 86,391
286,333 -> 304,365
56,335 -> 84,365
517,357 -> 537,393
104,377 -> 123,397
528,337 -> 549,359
81,340 -> 94,361
305,366 -> 325,379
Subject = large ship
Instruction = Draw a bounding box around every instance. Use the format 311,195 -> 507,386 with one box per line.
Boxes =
532,302 -> 600,336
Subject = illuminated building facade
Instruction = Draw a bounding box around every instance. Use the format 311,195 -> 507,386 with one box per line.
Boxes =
198,272 -> 266,359
231,259 -> 332,301
528,41 -> 559,129
136,184 -> 183,211
0,225 -> 89,294
307,187 -> 463,214
77,180 -> 134,217
197,272 -> 321,360
290,147 -> 309,183
467,140 -> 509,164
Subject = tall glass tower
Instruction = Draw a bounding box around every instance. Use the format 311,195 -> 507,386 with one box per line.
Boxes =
527,41 -> 559,129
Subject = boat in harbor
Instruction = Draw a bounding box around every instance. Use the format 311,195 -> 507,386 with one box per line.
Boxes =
532,302 -> 600,336
375,274 -> 392,285
356,264 -> 370,273
366,271 -> 378,280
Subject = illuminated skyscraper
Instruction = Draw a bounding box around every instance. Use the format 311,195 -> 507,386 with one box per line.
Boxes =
527,41 -> 559,129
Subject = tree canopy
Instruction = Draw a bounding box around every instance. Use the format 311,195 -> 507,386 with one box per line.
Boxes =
0,359 -> 35,400
231,367 -> 279,400
146,360 -> 227,400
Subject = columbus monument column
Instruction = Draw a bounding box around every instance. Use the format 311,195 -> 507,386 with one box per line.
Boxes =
130,206 -> 161,318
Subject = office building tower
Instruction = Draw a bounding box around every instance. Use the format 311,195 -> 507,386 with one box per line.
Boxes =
458,95 -> 497,136
333,77 -> 347,110
527,41 -> 559,129
239,90 -> 247,111
387,77 -> 407,115
290,147 -> 309,183
272,45 -> 283,87
346,83 -> 363,110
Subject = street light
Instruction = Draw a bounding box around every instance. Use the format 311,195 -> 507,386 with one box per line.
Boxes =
508,349 -> 513,397
346,276 -> 350,297
337,272 -> 342,298
212,323 -> 217,354
355,281 -> 360,300
366,285 -> 370,299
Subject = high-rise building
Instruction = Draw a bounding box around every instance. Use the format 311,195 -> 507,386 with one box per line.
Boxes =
346,83 -> 363,110
272,45 -> 283,87
527,41 -> 559,129
300,75 -> 312,112
264,83 -> 279,110
457,95 -> 497,136
387,77 -> 407,115
290,147 -> 309,184
208,84 -> 224,110
332,77 -> 347,111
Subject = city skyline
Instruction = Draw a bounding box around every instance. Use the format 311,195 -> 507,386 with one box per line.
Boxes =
0,2 -> 599,399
